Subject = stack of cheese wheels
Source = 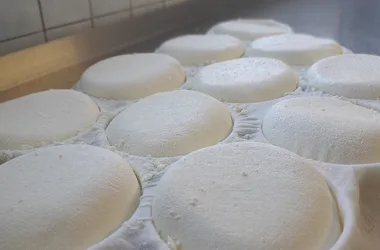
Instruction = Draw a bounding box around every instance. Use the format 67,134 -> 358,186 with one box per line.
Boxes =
4,17 -> 377,250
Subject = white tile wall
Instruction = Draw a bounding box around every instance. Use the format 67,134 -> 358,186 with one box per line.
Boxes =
40,0 -> 91,28
0,0 -> 42,41
0,0 -> 195,55
91,0 -> 131,16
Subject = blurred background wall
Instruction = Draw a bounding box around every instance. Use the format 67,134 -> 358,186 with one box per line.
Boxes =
0,0 -> 191,55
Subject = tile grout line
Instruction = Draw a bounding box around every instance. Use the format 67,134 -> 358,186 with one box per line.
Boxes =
88,0 -> 95,28
45,18 -> 92,31
36,0 -> 48,42
94,7 -> 132,20
0,31 -> 44,44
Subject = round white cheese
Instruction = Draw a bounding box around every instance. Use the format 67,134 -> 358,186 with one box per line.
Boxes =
263,96 -> 380,164
307,54 -> 380,99
0,144 -> 141,250
106,90 -> 232,157
80,54 -> 185,100
156,34 -> 244,66
191,57 -> 298,102
247,34 -> 342,65
208,19 -> 292,40
0,89 -> 99,150
153,142 -> 339,250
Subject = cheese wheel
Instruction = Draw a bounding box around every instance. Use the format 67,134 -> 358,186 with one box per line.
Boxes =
0,89 -> 99,150
80,54 -> 185,100
153,142 -> 339,250
156,34 -> 244,66
0,144 -> 140,250
307,54 -> 380,99
106,90 -> 232,157
247,34 -> 342,65
208,19 -> 292,40
191,57 -> 298,102
263,96 -> 380,164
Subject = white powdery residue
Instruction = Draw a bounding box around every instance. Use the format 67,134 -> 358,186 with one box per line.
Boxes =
156,164 -> 167,171
235,105 -> 243,113
169,210 -> 176,217
136,220 -> 145,229
167,237 -> 180,250
189,198 -> 199,206
240,109 -> 248,115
